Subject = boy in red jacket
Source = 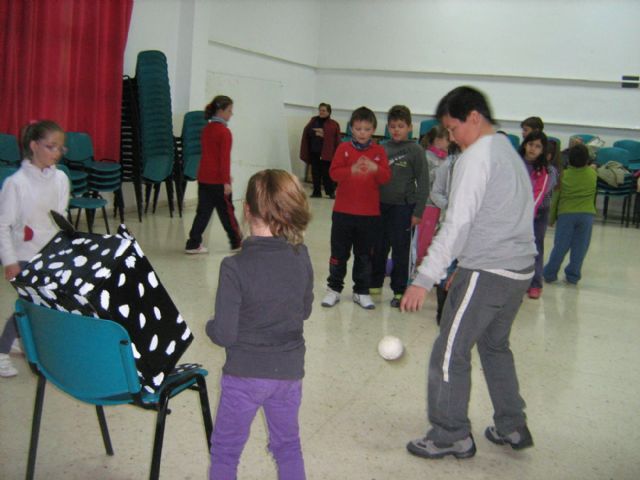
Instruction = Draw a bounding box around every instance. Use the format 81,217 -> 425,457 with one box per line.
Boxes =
321,107 -> 391,310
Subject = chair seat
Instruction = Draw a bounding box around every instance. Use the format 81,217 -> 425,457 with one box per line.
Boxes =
69,197 -> 108,209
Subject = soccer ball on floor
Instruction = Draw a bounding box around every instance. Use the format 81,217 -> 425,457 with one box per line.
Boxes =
377,335 -> 404,360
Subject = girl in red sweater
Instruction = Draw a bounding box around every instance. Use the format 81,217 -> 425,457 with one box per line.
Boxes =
185,96 -> 243,253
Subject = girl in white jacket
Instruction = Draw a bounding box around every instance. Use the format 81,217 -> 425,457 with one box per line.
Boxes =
0,120 -> 70,377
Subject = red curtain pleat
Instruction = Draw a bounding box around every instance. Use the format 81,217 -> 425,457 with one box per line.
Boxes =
0,0 -> 133,162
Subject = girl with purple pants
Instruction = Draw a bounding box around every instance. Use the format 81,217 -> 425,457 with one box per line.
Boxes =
206,169 -> 313,480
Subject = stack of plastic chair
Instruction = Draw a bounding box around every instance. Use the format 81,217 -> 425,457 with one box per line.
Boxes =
14,299 -> 213,480
342,123 -> 353,142
120,75 -> 144,222
64,132 -> 124,223
613,139 -> 640,172
419,119 -> 439,140
57,163 -> 110,233
135,50 -> 179,217
179,110 -> 207,210
595,147 -> 634,226
0,133 -> 21,167
570,133 -> 597,144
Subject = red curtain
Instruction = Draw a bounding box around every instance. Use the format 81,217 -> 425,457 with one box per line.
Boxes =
0,0 -> 133,162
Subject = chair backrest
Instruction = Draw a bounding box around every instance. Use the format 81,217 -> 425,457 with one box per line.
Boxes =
15,299 -> 142,404
419,119 -> 439,139
613,139 -> 640,161
595,147 -> 631,168
507,133 -> 520,150
570,133 -> 596,144
65,132 -> 95,165
0,166 -> 18,188
0,133 -> 21,166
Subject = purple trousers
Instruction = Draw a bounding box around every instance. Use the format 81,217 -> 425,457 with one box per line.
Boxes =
209,375 -> 305,480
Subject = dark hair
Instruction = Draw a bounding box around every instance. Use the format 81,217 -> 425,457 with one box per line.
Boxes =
205,95 -> 233,120
21,120 -> 64,160
568,144 -> 590,168
520,116 -> 544,132
387,105 -> 412,126
245,169 -> 311,245
350,106 -> 377,129
435,86 -> 495,124
420,125 -> 449,149
319,103 -> 332,115
519,131 -> 548,172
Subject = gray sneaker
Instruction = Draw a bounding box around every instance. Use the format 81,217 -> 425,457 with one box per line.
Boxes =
484,425 -> 533,450
407,434 -> 476,459
321,289 -> 340,307
353,293 -> 375,310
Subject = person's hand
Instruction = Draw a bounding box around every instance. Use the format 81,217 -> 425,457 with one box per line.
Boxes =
315,128 -> 324,138
4,263 -> 21,281
411,216 -> 422,226
351,157 -> 368,175
224,183 -> 232,196
400,285 -> 428,312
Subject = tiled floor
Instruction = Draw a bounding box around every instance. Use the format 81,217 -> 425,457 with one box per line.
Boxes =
1,193 -> 639,479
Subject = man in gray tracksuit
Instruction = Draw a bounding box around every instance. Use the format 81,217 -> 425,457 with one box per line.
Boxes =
401,86 -> 537,459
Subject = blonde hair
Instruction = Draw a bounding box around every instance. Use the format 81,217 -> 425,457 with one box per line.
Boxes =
245,169 -> 311,245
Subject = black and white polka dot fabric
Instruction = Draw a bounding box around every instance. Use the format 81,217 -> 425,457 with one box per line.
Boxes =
12,225 -> 194,393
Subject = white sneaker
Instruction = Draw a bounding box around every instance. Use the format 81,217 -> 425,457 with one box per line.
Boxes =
321,289 -> 340,307
0,353 -> 18,377
353,293 -> 375,310
10,339 -> 23,356
185,244 -> 209,254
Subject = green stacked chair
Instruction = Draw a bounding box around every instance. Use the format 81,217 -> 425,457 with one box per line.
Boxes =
179,111 -> 207,209
595,147 -> 634,226
64,132 -> 124,223
0,133 -> 21,167
135,50 -> 179,217
120,75 -> 144,222
419,119 -> 439,140
0,165 -> 18,189
57,163 -> 110,234
613,139 -> 640,172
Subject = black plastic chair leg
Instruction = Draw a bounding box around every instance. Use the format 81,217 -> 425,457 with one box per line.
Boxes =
152,184 -> 161,214
27,376 -> 47,480
165,179 -> 175,218
195,375 -> 214,449
134,180 -> 143,222
149,392 -> 171,480
101,206 -> 110,234
95,406 -> 114,456
145,183 -> 152,214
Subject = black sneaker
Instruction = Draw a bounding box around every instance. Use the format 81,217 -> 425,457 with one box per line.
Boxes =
310,193 -> 322,198
389,294 -> 402,308
406,434 -> 476,459
484,425 -> 533,450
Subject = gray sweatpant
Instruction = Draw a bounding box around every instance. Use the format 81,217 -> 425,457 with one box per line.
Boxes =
425,266 -> 532,444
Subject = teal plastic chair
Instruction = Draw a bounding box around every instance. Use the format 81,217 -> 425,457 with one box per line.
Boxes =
179,111 -> 207,210
15,299 -> 213,480
0,133 -> 21,167
64,132 -> 124,222
507,133 -> 520,150
0,165 -> 18,188
613,139 -> 640,171
58,164 -> 110,233
570,134 -> 596,144
595,148 -> 633,225
419,119 -> 439,139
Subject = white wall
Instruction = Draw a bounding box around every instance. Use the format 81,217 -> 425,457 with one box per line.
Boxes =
123,0 -> 640,211
316,0 -> 640,145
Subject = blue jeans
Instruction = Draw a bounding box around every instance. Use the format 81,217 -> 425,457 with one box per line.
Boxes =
531,207 -> 549,289
543,213 -> 594,284
210,375 -> 305,480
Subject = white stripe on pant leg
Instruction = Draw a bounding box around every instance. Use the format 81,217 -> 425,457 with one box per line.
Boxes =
442,271 -> 479,383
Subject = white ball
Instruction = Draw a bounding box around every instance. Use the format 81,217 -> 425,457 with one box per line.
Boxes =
378,335 -> 404,360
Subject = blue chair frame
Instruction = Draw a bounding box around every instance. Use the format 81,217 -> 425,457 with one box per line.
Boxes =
15,299 -> 213,480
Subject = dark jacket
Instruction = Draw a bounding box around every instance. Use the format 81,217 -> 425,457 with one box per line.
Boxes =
206,236 -> 314,380
300,116 -> 341,163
